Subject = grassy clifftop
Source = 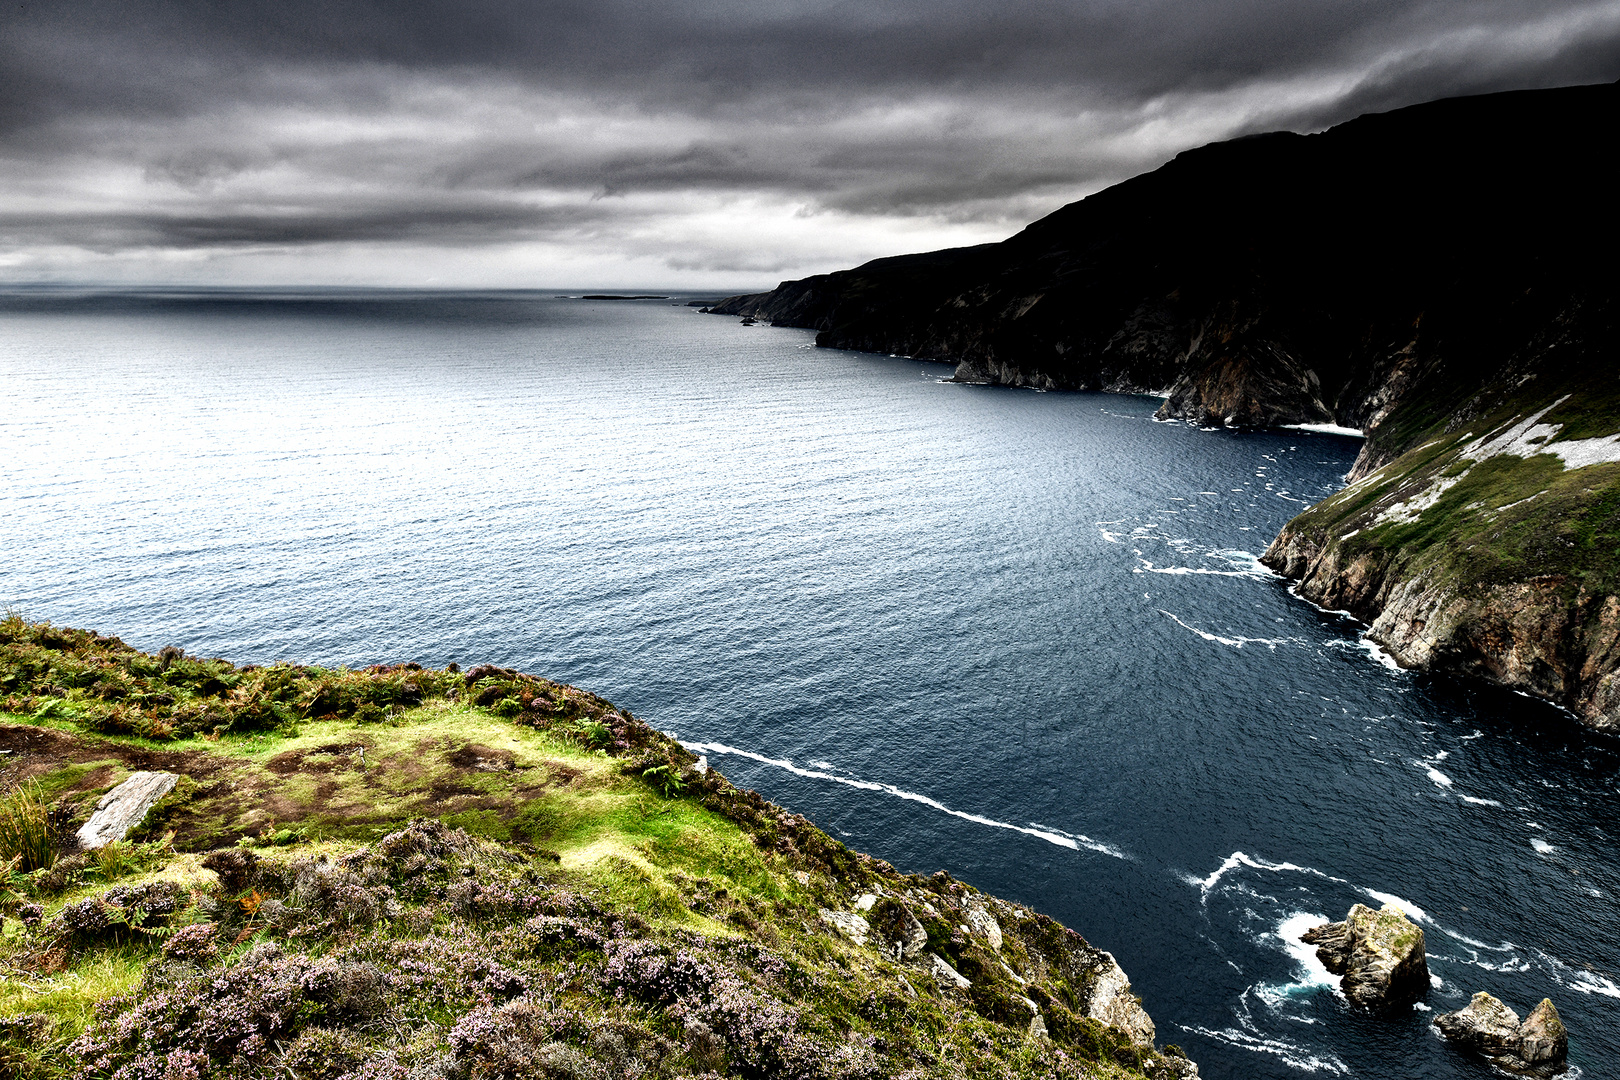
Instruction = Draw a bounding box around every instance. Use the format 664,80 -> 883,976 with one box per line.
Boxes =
1263,355 -> 1620,730
0,617 -> 1196,1080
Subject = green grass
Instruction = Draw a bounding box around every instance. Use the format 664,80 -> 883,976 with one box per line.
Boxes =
0,781 -> 55,873
0,620 -> 1189,1080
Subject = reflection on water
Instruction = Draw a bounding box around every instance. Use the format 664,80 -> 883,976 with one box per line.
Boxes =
3,289 -> 1617,1078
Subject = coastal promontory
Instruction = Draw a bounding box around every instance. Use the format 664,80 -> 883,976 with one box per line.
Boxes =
0,616 -> 1197,1080
709,80 -> 1620,729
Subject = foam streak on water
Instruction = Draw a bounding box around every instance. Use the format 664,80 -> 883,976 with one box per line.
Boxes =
3,290 -> 1618,1079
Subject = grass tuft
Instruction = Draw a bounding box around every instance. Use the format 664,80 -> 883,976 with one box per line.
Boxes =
0,780 -> 55,873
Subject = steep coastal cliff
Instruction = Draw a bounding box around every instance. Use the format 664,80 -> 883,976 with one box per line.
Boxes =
712,80 -> 1620,730
0,617 -> 1196,1080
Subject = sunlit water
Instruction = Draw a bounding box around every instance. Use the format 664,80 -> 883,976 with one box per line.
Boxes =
3,289 -> 1618,1078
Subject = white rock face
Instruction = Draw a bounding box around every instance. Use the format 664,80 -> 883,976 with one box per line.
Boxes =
1080,950 -> 1157,1045
76,771 -> 179,850
930,953 -> 971,990
818,908 -> 870,946
965,902 -> 1003,950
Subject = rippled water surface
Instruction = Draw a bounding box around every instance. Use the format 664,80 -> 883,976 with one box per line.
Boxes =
4,290 -> 1619,1078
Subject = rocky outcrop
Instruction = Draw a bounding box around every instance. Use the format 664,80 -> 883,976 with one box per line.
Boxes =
75,770 -> 179,849
1436,993 -> 1569,1076
812,881 -> 1189,1073
1301,903 -> 1428,1009
1076,949 -> 1158,1045
1262,356 -> 1620,731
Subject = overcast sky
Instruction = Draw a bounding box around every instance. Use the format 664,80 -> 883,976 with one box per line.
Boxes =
2,1 -> 1617,290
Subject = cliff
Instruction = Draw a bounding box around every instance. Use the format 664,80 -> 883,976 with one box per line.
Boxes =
0,617 -> 1196,1080
713,80 -> 1620,729
712,81 -> 1616,432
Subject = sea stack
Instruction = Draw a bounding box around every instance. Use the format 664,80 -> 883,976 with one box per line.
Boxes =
1435,993 -> 1569,1076
1300,902 -> 1428,1009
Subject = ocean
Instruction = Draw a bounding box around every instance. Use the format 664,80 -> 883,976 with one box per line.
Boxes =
3,288 -> 1617,1078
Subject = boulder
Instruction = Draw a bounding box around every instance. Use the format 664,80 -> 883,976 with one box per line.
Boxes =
1434,991 -> 1523,1056
929,952 -> 971,990
817,908 -> 870,947
1077,950 -> 1157,1045
75,771 -> 179,850
1518,998 -> 1569,1069
868,898 -> 928,960
1436,993 -> 1568,1077
1301,902 -> 1428,1008
964,901 -> 1003,950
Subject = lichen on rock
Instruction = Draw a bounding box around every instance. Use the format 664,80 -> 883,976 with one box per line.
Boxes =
1435,992 -> 1569,1077
1301,902 -> 1428,1009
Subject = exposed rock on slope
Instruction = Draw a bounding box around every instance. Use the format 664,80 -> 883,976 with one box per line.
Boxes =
1300,903 -> 1428,1009
713,80 -> 1620,730
0,617 -> 1198,1080
1262,357 -> 1620,729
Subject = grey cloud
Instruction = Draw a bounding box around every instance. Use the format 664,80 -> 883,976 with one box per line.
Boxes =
2,0 -> 1617,283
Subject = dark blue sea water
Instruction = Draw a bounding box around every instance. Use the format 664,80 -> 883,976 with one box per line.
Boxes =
3,289 -> 1618,1078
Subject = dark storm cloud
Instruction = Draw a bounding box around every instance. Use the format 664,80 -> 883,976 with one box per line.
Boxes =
3,0 -> 1617,283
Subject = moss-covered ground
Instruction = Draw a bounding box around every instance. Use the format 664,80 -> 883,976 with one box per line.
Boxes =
1276,370 -> 1620,617
1,619 -> 1192,1080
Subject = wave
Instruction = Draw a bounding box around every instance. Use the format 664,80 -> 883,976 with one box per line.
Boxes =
678,739 -> 1127,858
1179,990 -> 1351,1076
1159,610 -> 1293,649
1538,952 -> 1620,999
1188,851 -> 1349,901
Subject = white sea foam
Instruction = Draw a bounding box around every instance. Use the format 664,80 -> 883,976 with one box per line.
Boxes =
1179,1016 -> 1350,1075
1361,637 -> 1405,671
1159,610 -> 1290,649
1426,766 -> 1454,788
1191,851 -> 1347,900
1538,952 -> 1620,998
1362,889 -> 1429,924
1285,423 -> 1366,437
1459,795 -> 1502,806
679,739 -> 1125,857
1273,912 -> 1339,992
1136,558 -> 1267,578
1532,838 -> 1557,855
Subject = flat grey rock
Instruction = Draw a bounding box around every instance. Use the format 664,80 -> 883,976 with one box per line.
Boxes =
76,771 -> 179,849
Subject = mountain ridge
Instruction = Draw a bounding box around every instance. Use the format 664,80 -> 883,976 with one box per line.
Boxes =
711,79 -> 1620,728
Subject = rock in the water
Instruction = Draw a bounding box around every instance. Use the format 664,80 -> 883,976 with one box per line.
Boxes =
1518,998 -> 1569,1069
75,771 -> 179,850
1436,993 -> 1569,1076
1301,903 -> 1428,1008
1435,991 -> 1524,1056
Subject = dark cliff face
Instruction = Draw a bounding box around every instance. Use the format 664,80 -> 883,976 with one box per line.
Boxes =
713,80 -> 1620,731
712,81 -> 1618,434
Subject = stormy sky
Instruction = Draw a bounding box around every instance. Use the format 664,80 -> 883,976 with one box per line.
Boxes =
3,1 -> 1617,289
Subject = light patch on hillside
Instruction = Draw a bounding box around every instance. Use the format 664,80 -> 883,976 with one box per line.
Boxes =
1376,470 -> 1468,526
1463,396 -> 1620,470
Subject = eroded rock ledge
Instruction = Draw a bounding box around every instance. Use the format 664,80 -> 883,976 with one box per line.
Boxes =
1435,993 -> 1569,1077
1300,903 -> 1428,1010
